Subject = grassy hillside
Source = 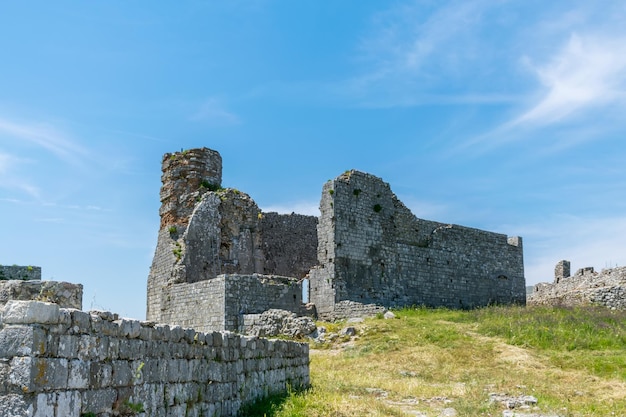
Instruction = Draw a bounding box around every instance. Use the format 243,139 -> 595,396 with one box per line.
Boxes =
242,306 -> 626,417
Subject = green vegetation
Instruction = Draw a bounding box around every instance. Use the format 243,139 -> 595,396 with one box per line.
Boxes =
168,226 -> 177,235
241,306 -> 626,417
373,204 -> 382,212
200,180 -> 222,192
353,189 -> 362,196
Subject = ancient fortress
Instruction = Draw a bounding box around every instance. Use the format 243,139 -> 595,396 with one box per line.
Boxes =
147,147 -> 526,328
0,147 -> 526,416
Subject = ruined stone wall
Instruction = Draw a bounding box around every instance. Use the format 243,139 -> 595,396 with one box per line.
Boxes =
0,300 -> 309,417
155,274 -> 302,333
147,148 -> 317,325
260,212 -> 318,279
310,170 -> 525,320
530,262 -> 626,309
0,265 -> 41,281
0,280 -> 82,310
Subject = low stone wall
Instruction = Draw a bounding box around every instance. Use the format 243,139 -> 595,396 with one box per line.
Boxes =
530,265 -> 626,310
0,280 -> 82,309
157,274 -> 303,333
329,300 -> 387,321
0,300 -> 310,417
0,266 -> 41,281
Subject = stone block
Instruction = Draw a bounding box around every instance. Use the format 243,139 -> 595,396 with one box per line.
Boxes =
68,359 -> 89,389
57,390 -> 81,417
34,392 -> 55,417
0,326 -> 46,358
0,393 -> 34,417
2,301 -> 60,325
31,358 -> 68,390
81,388 -> 117,414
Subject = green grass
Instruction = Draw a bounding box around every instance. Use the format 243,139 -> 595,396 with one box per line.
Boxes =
241,306 -> 626,417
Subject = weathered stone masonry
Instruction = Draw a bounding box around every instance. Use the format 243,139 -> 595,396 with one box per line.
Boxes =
309,170 -> 525,320
0,266 -> 41,282
0,300 -> 309,417
148,148 -> 526,327
147,148 -> 318,325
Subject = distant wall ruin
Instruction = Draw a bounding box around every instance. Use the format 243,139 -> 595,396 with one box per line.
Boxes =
309,170 -> 526,320
0,265 -> 41,281
530,260 -> 626,309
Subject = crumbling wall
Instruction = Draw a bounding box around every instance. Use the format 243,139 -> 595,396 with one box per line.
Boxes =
156,274 -> 302,333
0,265 -> 41,281
530,262 -> 626,309
260,212 -> 318,279
147,148 -> 317,325
310,170 -> 525,320
0,280 -> 82,309
0,300 -> 309,417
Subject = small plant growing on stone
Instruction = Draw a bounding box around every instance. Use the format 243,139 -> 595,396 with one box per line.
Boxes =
328,189 -> 334,195
168,226 -> 177,235
353,189 -> 362,196
134,361 -> 145,381
27,265 -> 33,271
122,400 -> 145,414
173,242 -> 183,260
373,204 -> 382,213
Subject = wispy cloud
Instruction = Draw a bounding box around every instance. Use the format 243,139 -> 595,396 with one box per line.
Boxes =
0,151 -> 41,197
345,0 -> 499,107
189,98 -> 241,125
512,33 -> 626,127
0,117 -> 88,163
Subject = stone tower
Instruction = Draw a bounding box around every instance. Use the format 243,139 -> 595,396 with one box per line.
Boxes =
147,147 -> 318,323
554,260 -> 571,283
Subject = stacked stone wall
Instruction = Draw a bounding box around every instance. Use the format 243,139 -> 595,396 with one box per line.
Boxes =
0,300 -> 309,417
155,275 -> 302,333
530,263 -> 626,310
0,266 -> 41,281
0,280 -> 82,310
310,170 -> 525,319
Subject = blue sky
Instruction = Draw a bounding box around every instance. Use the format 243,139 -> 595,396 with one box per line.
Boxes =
1,1 -> 625,320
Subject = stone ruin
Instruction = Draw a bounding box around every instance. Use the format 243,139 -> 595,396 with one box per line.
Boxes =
0,265 -> 82,310
1,266 -> 308,416
529,260 -> 626,309
147,147 -> 526,328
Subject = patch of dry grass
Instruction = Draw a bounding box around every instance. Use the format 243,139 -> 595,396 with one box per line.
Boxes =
241,306 -> 626,416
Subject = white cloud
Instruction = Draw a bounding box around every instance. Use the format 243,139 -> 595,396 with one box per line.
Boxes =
0,117 -> 88,163
190,98 -> 241,125
513,33 -> 626,127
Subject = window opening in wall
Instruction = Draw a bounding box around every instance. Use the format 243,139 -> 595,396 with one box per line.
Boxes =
497,274 -> 508,280
302,278 -> 309,303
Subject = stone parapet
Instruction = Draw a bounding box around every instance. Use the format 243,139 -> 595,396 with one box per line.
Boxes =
0,300 -> 309,417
